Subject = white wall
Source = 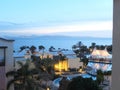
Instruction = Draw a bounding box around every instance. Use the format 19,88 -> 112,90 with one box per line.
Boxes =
0,39 -> 14,90
112,0 -> 120,90
68,58 -> 83,69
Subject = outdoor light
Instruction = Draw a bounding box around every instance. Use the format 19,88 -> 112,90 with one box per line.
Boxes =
47,87 -> 50,90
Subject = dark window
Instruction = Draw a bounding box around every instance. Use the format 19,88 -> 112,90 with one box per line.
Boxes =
0,47 -> 7,66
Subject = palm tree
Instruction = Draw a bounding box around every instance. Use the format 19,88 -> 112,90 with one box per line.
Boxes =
77,41 -> 83,48
41,58 -> 55,73
31,55 -> 55,80
19,46 -> 29,52
30,45 -> 36,54
107,45 -> 112,54
19,46 -> 26,52
58,54 -> 65,60
96,70 -> 104,85
80,56 -> 88,69
39,45 -> 45,59
72,41 -> 88,59
49,46 -> 55,52
72,45 -> 77,51
6,60 -> 41,90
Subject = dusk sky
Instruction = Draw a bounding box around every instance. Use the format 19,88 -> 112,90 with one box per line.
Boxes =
0,0 -> 113,38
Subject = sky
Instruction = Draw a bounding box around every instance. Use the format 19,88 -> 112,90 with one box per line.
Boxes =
0,0 -> 113,38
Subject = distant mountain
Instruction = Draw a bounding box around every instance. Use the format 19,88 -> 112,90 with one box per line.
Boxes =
3,35 -> 112,41
0,21 -> 112,38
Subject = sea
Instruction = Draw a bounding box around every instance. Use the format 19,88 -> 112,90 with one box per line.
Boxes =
13,36 -> 112,51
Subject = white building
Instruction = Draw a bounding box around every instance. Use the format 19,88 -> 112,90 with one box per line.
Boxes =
62,50 -> 83,69
67,55 -> 83,69
0,37 -> 14,90
91,48 -> 111,59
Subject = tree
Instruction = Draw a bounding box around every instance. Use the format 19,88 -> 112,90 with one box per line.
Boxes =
30,45 -> 36,54
6,60 -> 40,90
39,45 -> 45,59
72,41 -> 88,59
67,76 -> 101,90
67,76 -> 102,90
77,41 -> 83,48
92,43 -> 96,47
89,43 -> 96,53
39,45 -> 45,51
81,56 -> 89,69
72,45 -> 77,51
107,45 -> 112,54
100,45 -> 105,50
58,77 -> 70,90
31,56 -> 55,81
59,54 -> 66,60
49,46 -> 55,52
41,58 -> 55,74
96,70 -> 104,85
19,46 -> 29,52
19,46 -> 26,52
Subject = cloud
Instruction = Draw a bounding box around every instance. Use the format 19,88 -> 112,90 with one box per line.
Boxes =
54,30 -> 112,38
0,20 -> 112,37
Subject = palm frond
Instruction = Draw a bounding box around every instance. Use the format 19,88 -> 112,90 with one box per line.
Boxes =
6,71 -> 17,77
7,77 -> 23,90
17,61 -> 24,67
6,60 -> 45,90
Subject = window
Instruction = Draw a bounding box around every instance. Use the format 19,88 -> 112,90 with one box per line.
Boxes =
0,47 -> 7,66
